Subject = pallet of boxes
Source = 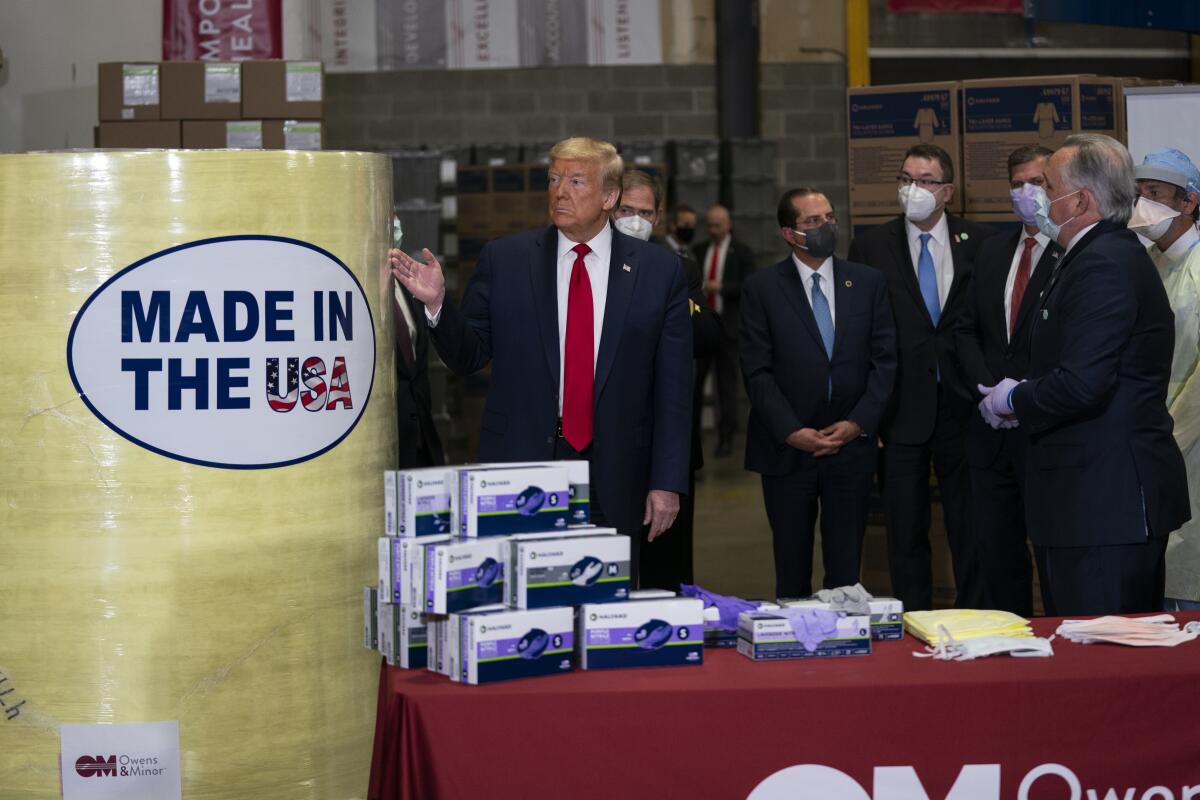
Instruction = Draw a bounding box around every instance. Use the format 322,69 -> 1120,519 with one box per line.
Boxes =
96,60 -> 324,150
367,461 -> 706,684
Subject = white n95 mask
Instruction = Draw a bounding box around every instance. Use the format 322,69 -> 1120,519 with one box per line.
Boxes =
1128,196 -> 1181,242
615,214 -> 653,241
898,183 -> 938,222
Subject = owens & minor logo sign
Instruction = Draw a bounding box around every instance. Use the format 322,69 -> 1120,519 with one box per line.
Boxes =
67,235 -> 376,469
74,755 -> 116,777
748,763 -> 1199,800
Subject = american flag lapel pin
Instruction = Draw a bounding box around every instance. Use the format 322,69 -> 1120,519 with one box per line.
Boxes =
623,264 -> 632,272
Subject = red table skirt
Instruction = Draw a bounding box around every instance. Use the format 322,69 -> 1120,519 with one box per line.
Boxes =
368,613 -> 1200,800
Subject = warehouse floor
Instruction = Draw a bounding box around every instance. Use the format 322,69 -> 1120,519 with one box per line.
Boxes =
691,429 -> 966,608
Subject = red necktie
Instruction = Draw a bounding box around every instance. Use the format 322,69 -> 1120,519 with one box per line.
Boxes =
1009,236 -> 1036,337
562,243 -> 594,452
706,244 -> 719,309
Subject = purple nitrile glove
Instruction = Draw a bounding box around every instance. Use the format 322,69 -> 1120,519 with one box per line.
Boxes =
977,379 -> 1022,430
680,584 -> 758,632
772,608 -> 842,652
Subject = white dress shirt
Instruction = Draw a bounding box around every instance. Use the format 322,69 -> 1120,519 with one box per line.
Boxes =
1003,230 -> 1050,338
905,213 -> 953,309
701,236 -> 732,313
792,253 -> 836,327
555,225 -> 612,414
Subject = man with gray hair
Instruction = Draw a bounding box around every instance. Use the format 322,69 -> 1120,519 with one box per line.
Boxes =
977,133 -> 1190,615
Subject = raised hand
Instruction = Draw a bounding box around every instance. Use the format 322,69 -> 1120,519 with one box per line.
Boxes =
390,247 -> 446,314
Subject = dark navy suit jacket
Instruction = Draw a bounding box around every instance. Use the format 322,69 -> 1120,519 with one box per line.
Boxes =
430,223 -> 693,535
955,229 -> 1059,469
740,256 -> 897,476
1011,221 -> 1190,547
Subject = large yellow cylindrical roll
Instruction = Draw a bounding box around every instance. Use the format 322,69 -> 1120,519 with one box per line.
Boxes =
0,150 -> 395,798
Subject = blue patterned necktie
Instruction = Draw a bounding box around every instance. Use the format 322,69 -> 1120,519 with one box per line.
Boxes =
812,273 -> 834,400
917,232 -> 941,326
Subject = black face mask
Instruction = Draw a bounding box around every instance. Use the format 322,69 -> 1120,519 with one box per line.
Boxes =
675,226 -> 695,244
796,222 -> 838,259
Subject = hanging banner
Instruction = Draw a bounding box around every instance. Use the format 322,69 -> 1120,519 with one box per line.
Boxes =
377,0 -> 446,70
322,0 -> 378,72
446,0 -> 521,70
162,0 -> 283,61
586,0 -> 663,66
518,0 -> 589,67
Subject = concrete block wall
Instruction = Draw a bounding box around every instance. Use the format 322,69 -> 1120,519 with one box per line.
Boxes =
324,61 -> 848,219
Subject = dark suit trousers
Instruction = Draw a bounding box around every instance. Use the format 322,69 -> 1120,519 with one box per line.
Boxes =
552,434 -> 630,574
762,446 -> 873,599
639,469 -> 695,592
697,334 -> 738,440
880,389 -> 981,611
968,433 -> 1034,617
1035,537 -> 1167,617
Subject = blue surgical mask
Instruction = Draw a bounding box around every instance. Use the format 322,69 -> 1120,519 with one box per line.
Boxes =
1033,187 -> 1080,242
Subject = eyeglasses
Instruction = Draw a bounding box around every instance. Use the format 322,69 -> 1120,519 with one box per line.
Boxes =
616,205 -> 656,221
795,213 -> 837,228
897,175 -> 950,190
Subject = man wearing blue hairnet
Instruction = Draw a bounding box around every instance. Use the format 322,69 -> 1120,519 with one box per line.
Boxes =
1131,148 -> 1200,611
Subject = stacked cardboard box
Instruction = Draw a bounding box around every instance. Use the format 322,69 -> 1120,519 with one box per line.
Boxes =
961,75 -> 1120,215
96,60 -> 324,150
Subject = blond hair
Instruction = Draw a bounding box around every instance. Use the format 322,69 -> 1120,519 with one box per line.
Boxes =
549,137 -> 624,193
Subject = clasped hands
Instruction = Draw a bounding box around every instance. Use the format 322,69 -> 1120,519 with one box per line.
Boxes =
977,378 -> 1022,429
786,420 -> 861,457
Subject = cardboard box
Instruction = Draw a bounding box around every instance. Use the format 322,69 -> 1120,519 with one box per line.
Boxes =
161,61 -> 241,120
363,586 -> 379,649
98,62 -> 161,121
509,533 -> 631,609
241,60 -> 324,119
424,538 -> 508,615
737,611 -> 872,660
180,120 -> 321,150
577,598 -> 704,670
450,464 -> 572,537
446,604 -> 507,682
962,75 -> 1120,213
777,597 -> 905,641
97,121 -> 180,148
848,81 -> 963,217
385,467 -> 453,537
462,607 -> 575,684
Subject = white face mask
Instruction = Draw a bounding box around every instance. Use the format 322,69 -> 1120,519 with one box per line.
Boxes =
1128,196 -> 1181,242
913,628 -> 1055,661
614,214 -> 653,241
898,183 -> 939,222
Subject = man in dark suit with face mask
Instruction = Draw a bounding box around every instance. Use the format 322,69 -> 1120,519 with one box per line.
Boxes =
848,143 -> 995,611
741,188 -> 897,597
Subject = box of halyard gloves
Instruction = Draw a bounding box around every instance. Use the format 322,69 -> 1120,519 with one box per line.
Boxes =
378,603 -> 428,669
737,609 -> 872,660
577,597 -> 704,670
385,467 -> 453,537
461,607 -> 575,684
445,604 -> 508,682
451,464 -> 572,537
777,592 -> 904,641
499,459 -> 591,525
509,532 -> 630,608
424,537 -> 507,614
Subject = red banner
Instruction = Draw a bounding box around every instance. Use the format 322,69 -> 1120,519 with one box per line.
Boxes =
162,0 -> 282,61
888,0 -> 1023,11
